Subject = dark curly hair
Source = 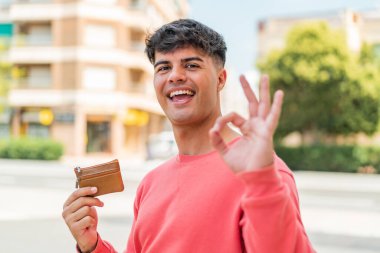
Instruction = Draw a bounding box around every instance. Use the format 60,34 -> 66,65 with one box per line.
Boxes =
145,19 -> 227,67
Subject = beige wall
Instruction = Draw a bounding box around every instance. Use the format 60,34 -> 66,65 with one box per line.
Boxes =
55,62 -> 78,89
117,65 -> 127,91
52,122 -> 76,155
55,18 -> 79,46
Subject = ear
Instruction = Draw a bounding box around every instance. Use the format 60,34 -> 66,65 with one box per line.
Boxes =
217,68 -> 227,92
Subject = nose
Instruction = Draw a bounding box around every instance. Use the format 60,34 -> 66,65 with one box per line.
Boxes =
168,66 -> 186,84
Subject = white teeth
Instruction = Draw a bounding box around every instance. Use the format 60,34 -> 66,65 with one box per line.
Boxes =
169,90 -> 194,98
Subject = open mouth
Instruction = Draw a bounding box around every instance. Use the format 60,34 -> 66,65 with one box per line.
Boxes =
168,89 -> 195,101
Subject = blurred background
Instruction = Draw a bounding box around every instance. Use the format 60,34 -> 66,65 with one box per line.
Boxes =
0,0 -> 380,252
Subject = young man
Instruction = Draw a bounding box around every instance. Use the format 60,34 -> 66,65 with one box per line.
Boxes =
63,19 -> 315,253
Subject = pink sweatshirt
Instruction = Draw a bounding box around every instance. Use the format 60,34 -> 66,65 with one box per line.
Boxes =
88,146 -> 315,252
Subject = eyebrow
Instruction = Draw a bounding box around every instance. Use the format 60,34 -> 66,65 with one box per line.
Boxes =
181,56 -> 204,64
154,60 -> 170,68
154,56 -> 204,68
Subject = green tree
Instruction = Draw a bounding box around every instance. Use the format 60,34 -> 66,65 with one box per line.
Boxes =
258,22 -> 380,142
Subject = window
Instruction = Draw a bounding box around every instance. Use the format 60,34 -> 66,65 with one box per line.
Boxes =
0,124 -> 10,138
83,67 -> 116,90
27,123 -> 49,138
84,24 -> 116,48
129,68 -> 144,83
129,29 -> 145,51
28,65 -> 52,88
27,24 -> 52,46
128,68 -> 145,92
86,120 -> 111,153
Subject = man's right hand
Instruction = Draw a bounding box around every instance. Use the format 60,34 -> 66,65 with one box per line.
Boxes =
62,187 -> 104,253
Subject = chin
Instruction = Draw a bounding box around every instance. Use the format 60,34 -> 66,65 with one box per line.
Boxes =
168,114 -> 197,126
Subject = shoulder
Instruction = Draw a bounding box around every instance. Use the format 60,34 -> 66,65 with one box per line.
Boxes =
138,156 -> 177,189
134,157 -> 177,206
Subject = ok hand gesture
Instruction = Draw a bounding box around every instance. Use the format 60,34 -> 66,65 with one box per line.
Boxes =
209,74 -> 284,173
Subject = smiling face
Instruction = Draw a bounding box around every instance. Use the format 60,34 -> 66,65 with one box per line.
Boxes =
153,46 -> 226,128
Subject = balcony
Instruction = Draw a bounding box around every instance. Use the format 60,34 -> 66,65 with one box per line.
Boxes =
12,33 -> 52,47
14,76 -> 51,89
14,0 -> 52,3
129,28 -> 145,52
10,1 -> 60,21
13,65 -> 52,89
126,67 -> 146,93
13,22 -> 52,46
8,89 -> 65,107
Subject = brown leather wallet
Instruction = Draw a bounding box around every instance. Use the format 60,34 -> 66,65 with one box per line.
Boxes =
74,159 -> 124,197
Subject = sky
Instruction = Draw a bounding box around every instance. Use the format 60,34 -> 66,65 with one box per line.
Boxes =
188,0 -> 380,75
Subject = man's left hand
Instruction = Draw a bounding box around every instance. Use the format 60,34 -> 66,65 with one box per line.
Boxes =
209,74 -> 283,173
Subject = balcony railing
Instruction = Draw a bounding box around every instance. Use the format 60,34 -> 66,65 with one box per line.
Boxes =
13,76 -> 52,89
12,34 -> 52,47
14,0 -> 53,4
0,37 -> 12,50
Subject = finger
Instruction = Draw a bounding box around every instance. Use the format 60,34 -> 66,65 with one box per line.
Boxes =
240,75 -> 259,118
65,205 -> 98,225
63,187 -> 98,209
71,215 -> 97,232
258,74 -> 271,118
209,113 -> 246,154
212,112 -> 246,133
266,90 -> 284,134
63,196 -> 103,219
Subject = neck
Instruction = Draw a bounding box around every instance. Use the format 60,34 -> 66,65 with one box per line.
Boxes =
172,115 -> 240,156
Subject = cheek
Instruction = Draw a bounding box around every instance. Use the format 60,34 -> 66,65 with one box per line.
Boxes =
153,77 -> 168,107
206,77 -> 220,96
153,76 -> 164,93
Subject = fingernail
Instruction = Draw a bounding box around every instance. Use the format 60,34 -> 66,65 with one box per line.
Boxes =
91,187 -> 97,193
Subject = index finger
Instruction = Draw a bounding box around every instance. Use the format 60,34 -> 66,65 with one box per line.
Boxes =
258,74 -> 271,118
63,187 -> 97,208
209,113 -> 246,155
240,75 -> 259,118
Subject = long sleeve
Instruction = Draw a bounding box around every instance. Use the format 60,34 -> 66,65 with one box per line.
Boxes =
125,199 -> 139,253
76,184 -> 145,253
237,156 -> 315,253
125,180 -> 145,253
75,234 -> 117,253
75,176 -> 144,253
84,153 -> 314,253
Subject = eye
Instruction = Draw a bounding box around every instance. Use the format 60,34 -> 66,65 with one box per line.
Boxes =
185,63 -> 199,69
156,65 -> 171,73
